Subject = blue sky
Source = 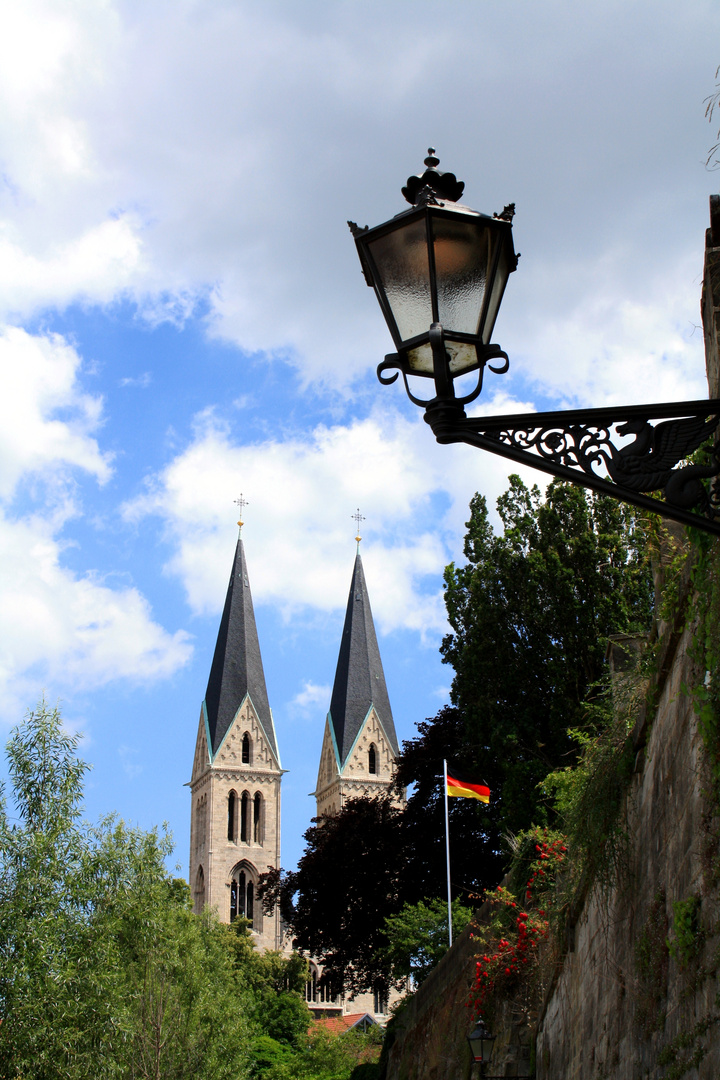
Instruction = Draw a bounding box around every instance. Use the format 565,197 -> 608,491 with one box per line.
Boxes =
0,0 -> 718,875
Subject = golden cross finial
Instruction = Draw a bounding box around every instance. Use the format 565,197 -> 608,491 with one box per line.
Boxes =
352,508 -> 365,546
234,494 -> 248,532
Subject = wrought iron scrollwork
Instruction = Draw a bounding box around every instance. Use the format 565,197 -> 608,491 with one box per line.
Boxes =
430,401 -> 720,535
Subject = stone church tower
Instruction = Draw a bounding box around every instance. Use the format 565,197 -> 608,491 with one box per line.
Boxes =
189,528 -> 282,952
314,545 -> 400,818
307,543 -> 403,1020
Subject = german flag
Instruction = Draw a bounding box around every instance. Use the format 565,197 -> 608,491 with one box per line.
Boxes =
446,770 -> 490,803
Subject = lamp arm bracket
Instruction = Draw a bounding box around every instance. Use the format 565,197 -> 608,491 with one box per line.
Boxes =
428,399 -> 720,535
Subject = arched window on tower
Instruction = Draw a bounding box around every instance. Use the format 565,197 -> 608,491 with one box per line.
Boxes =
230,869 -> 246,921
195,794 -> 207,855
194,865 -> 205,915
368,743 -> 377,775
230,865 -> 257,925
227,790 -> 236,842
242,733 -> 251,764
240,791 -> 249,842
253,792 -> 263,844
246,880 -> 254,926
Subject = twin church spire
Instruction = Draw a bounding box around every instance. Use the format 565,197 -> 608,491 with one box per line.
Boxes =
202,534 -> 279,763
189,511 -> 398,939
328,550 -> 398,768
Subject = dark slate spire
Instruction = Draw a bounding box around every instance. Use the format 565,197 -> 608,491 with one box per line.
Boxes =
203,536 -> 278,761
329,552 -> 398,767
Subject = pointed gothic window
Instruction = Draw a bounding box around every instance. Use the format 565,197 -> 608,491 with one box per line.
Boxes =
246,880 -> 254,925
253,792 -> 263,844
240,792 -> 249,842
227,790 -> 236,841
230,877 -> 238,921
368,743 -> 377,775
194,865 -> 205,915
242,733 -> 251,764
196,795 -> 207,855
238,870 -> 247,917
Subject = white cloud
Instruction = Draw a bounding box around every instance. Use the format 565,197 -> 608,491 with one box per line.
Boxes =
0,511 -> 192,721
0,217 -> 144,318
0,323 -> 192,718
290,681 -> 332,720
119,371 -> 152,389
507,254 -> 709,410
0,325 -> 110,499
0,0 -> 715,397
118,744 -> 143,779
122,399 -> 543,637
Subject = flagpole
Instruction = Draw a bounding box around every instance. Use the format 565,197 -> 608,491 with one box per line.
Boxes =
443,758 -> 452,948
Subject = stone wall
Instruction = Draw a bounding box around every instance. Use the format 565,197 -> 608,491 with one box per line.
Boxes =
536,601 -> 719,1079
387,921 -> 534,1079
385,197 -> 720,1080
384,914 -> 507,1080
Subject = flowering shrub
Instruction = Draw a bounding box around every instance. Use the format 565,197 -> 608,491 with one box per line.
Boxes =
469,829 -> 568,1017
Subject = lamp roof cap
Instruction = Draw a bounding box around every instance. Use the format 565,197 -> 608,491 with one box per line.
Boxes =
402,147 -> 465,206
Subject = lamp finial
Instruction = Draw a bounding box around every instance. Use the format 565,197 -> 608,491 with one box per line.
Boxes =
402,148 -> 465,206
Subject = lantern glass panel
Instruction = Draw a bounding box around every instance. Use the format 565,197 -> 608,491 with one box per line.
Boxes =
367,219 -> 433,343
481,233 -> 513,344
433,216 -> 492,336
407,340 -> 478,375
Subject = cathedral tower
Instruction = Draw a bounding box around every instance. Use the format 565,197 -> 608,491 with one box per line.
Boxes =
189,526 -> 282,951
314,545 -> 400,817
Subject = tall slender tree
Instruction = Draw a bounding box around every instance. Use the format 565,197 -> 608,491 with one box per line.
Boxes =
262,479 -> 654,992
441,477 -> 653,835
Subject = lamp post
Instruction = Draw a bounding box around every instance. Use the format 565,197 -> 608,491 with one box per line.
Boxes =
349,151 -> 720,535
467,1018 -> 496,1076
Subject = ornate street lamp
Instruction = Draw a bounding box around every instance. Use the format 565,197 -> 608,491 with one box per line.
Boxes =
467,1018 -> 496,1074
349,151 -> 720,534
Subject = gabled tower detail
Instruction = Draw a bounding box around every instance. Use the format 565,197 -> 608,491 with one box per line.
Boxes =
315,547 -> 401,818
189,525 -> 282,951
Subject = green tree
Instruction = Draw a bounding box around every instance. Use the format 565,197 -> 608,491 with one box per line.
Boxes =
260,1026 -> 383,1080
383,898 -> 472,985
441,477 -> 652,836
0,699 -> 122,1076
103,840 -> 252,1080
260,767 -> 485,995
225,919 -> 312,1051
0,699 -> 254,1079
261,796 -> 406,995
